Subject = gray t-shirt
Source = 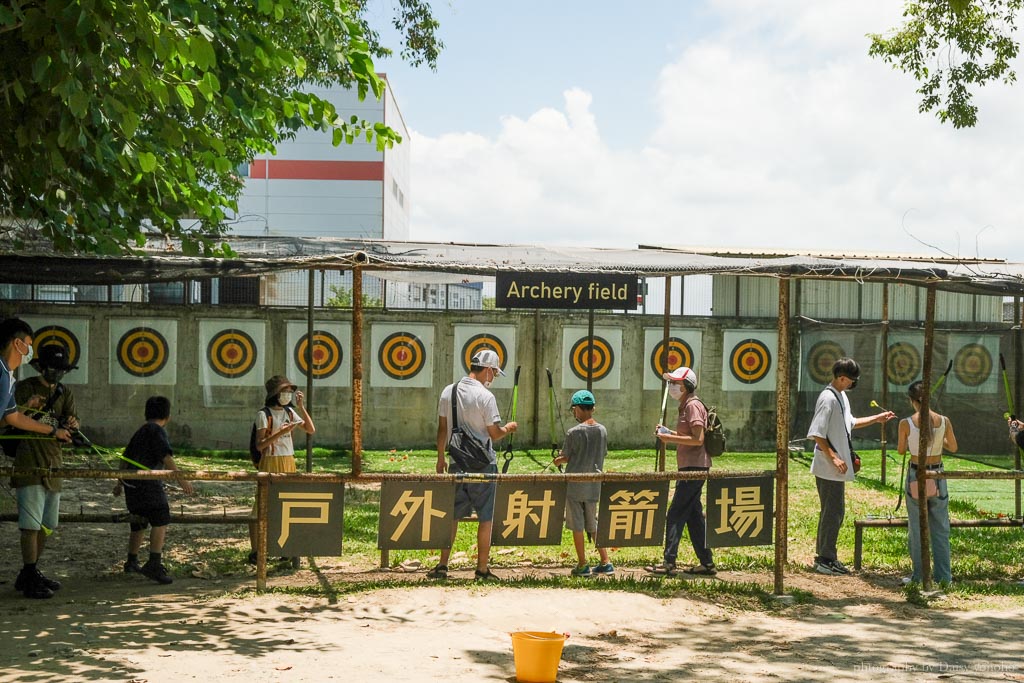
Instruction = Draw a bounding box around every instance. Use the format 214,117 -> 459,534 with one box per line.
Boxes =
562,422 -> 607,502
437,377 -> 501,464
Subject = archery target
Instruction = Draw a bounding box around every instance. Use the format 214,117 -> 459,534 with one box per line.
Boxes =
286,322 -> 350,388
452,325 -> 517,386
643,329 -> 702,390
109,318 -> 177,385
887,341 -> 921,387
798,332 -> 854,392
371,323 -> 434,388
19,317 -> 89,384
947,334 -> 998,394
199,320 -> 265,387
722,330 -> 777,391
560,327 -> 621,390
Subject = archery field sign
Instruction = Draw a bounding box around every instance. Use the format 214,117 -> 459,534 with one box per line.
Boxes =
496,272 -> 638,310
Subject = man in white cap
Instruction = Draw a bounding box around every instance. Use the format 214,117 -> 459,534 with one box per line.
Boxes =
649,366 -> 716,575
429,349 -> 517,581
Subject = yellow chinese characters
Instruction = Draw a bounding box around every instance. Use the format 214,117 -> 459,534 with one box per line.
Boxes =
606,489 -> 660,541
500,489 -> 558,540
713,486 -> 765,538
388,489 -> 447,542
277,492 -> 333,546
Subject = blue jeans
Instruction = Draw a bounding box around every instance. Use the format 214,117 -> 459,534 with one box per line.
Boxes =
663,467 -> 713,566
905,467 -> 951,583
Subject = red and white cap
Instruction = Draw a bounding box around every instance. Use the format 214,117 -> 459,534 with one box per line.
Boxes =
663,366 -> 697,388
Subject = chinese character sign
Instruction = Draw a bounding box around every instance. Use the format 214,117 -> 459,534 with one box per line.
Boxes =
706,476 -> 774,548
596,481 -> 669,548
267,482 -> 345,557
493,482 -> 567,546
378,482 -> 455,550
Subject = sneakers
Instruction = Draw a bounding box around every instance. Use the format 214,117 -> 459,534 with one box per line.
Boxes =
426,564 -> 448,580
15,567 -> 55,600
140,560 -> 174,585
814,558 -> 851,576
570,564 -> 593,577
124,559 -> 143,574
592,563 -> 615,576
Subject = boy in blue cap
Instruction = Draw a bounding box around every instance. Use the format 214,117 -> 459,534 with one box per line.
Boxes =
553,389 -> 613,577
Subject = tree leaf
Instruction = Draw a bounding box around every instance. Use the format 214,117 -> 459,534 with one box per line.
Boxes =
176,84 -> 195,109
138,152 -> 158,173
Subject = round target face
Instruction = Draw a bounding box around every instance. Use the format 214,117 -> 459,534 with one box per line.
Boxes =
461,334 -> 508,374
117,328 -> 169,377
207,329 -> 258,378
649,337 -> 694,378
730,339 -> 772,384
295,330 -> 344,380
33,325 -> 81,369
378,332 -> 426,380
807,341 -> 845,386
953,343 -> 992,387
887,342 -> 920,386
569,336 -> 615,383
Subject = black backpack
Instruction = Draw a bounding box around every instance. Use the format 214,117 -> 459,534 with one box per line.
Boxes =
249,407 -> 274,467
701,400 -> 727,457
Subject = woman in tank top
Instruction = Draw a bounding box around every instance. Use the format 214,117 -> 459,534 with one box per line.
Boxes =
896,380 -> 958,586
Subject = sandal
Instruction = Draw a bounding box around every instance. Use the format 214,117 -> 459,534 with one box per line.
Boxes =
474,568 -> 501,582
645,562 -> 677,575
684,563 -> 717,576
426,565 -> 448,580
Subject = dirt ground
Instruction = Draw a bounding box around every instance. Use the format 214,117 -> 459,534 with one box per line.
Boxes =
3,479 -> 1024,682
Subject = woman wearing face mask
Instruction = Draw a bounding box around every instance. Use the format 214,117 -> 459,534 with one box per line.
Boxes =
648,366 -> 716,576
248,375 -> 315,564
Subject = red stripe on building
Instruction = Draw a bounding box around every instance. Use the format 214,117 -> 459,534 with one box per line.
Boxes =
249,160 -> 384,181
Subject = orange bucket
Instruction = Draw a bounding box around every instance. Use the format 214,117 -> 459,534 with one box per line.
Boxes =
510,631 -> 567,683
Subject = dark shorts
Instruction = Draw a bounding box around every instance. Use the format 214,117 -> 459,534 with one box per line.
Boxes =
126,502 -> 171,531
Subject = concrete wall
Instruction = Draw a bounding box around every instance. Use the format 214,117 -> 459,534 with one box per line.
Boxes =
1,302 -> 1019,456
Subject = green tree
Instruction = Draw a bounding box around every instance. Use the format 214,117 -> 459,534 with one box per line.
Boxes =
325,284 -> 382,308
869,0 -> 1021,128
0,0 -> 441,255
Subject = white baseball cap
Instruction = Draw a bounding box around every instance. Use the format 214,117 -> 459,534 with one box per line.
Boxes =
471,349 -> 506,376
663,366 -> 697,389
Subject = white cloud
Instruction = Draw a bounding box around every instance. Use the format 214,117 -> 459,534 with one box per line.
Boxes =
409,2 -> 1024,261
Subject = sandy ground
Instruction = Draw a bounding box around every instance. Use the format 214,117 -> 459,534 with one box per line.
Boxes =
3,480 -> 1024,682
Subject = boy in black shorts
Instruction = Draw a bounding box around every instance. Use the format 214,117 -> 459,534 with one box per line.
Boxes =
112,396 -> 193,584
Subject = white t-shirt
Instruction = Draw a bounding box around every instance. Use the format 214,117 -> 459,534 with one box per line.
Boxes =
807,385 -> 856,482
437,377 -> 501,463
257,406 -> 299,457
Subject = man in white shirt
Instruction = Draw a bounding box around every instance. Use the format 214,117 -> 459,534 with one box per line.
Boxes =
428,350 -> 516,581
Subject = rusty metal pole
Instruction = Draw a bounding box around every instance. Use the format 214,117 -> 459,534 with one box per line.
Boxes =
256,474 -> 269,592
305,269 -> 315,473
1015,296 -> 1022,519
658,276 -> 672,473
774,277 -> 791,595
586,308 -> 595,391
917,284 -> 937,590
881,283 -> 890,486
352,267 -> 364,476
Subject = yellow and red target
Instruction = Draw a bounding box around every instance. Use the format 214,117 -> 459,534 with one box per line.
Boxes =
378,332 -> 426,380
953,343 -> 992,387
294,330 -> 344,380
649,337 -> 693,378
33,325 -> 81,369
807,341 -> 845,385
730,339 -> 772,384
117,327 -> 169,377
887,342 -> 920,386
461,334 -> 508,374
569,336 -> 615,383
207,329 -> 258,379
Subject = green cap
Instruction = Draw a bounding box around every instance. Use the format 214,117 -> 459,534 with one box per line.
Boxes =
570,390 -> 595,407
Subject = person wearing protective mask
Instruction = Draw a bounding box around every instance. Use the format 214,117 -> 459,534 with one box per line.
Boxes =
1,318 -> 73,444
807,358 -> 894,576
429,349 -> 517,581
9,342 -> 79,599
649,367 -> 716,576
248,375 -> 315,564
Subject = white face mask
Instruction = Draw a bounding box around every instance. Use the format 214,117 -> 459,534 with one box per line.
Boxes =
482,368 -> 495,388
278,392 -> 293,406
668,384 -> 684,401
17,339 -> 33,365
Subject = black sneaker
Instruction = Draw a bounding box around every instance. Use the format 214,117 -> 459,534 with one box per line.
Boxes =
141,561 -> 174,585
14,569 -> 29,593
34,569 -> 61,592
17,571 -> 54,600
124,559 -> 143,574
15,568 -> 60,593
830,560 -> 851,576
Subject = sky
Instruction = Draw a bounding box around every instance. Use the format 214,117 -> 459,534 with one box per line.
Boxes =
372,1 -> 1024,262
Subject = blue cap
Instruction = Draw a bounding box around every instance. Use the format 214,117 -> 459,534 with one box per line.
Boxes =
570,390 -> 595,407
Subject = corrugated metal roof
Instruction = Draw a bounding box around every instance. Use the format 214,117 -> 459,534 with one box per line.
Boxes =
2,237 -> 1023,295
